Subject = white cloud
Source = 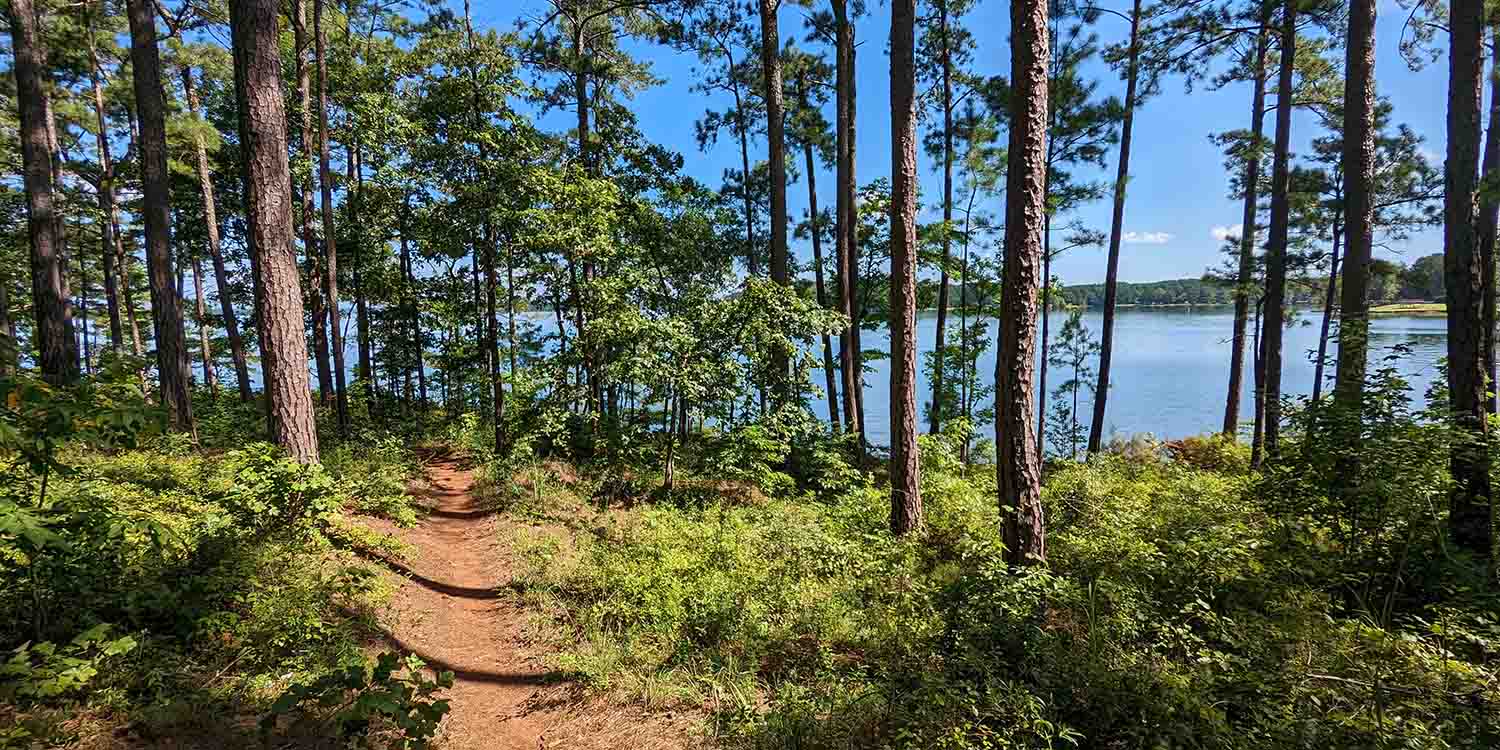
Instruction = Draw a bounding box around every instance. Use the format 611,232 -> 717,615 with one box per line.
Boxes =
1211,224 -> 1244,242
1123,231 -> 1173,244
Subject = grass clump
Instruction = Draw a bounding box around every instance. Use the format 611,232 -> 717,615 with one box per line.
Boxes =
512,428 -> 1500,749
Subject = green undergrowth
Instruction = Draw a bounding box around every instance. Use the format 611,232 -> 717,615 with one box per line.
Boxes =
507,430 -> 1500,749
1,379 -> 438,748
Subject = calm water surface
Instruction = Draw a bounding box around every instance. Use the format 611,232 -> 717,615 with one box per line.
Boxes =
829,308 -> 1446,447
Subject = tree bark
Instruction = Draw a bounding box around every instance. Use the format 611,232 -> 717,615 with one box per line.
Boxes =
127,0 -> 196,433
1037,218 -> 1051,454
315,0 -> 350,433
293,0 -> 333,403
833,0 -> 865,453
804,138 -> 841,431
1224,20 -> 1270,437
192,257 -> 215,394
759,0 -> 790,400
8,0 -> 78,383
182,66 -> 254,401
1088,0 -> 1142,454
930,0 -> 955,436
1332,0 -> 1377,426
231,0 -> 320,463
352,145 -> 374,405
85,25 -> 124,354
1261,0 -> 1296,460
889,0 -> 923,534
401,197 -> 427,408
1477,25 -> 1500,415
998,0 -> 1049,566
1313,224 -> 1342,403
1445,0 -> 1494,557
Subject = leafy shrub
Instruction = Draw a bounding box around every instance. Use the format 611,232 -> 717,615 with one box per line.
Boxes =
263,651 -> 453,748
0,624 -> 136,702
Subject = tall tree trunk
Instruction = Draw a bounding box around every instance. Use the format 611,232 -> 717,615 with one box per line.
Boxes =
485,231 -> 504,454
293,0 -> 333,403
930,0 -> 955,436
760,0 -> 790,400
833,0 -> 865,454
192,257 -> 215,394
889,0 -> 923,534
127,0 -> 195,433
1313,224 -> 1342,403
998,0 -> 1049,567
1224,21 -> 1270,437
0,277 -> 12,374
804,138 -> 841,431
1445,0 -> 1494,557
1261,0 -> 1296,460
1251,296 -> 1265,466
8,0 -> 77,383
78,225 -> 92,373
1088,0 -> 1142,453
349,143 -> 373,404
1477,25 -> 1500,415
315,0 -> 350,433
1037,221 -> 1051,455
116,218 -> 144,356
85,24 -> 124,353
401,198 -> 427,409
231,0 -> 320,463
182,66 -> 254,401
1332,0 -> 1377,428
731,73 -> 758,277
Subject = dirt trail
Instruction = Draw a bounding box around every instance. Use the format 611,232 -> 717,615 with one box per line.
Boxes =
374,453 -> 691,749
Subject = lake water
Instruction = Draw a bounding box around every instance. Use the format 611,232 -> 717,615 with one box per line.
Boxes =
828,308 -> 1447,447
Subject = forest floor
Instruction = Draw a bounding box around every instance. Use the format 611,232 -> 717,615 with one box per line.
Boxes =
366,450 -> 696,749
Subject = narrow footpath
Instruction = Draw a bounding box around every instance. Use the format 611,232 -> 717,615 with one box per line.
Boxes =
373,453 -> 691,749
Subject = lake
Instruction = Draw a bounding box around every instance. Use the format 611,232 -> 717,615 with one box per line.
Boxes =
826,307 -> 1447,448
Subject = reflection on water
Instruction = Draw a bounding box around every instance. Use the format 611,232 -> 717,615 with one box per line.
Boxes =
827,309 -> 1447,446
511,307 -> 1448,446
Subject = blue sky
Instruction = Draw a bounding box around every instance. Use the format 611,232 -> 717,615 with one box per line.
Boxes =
489,0 -> 1449,285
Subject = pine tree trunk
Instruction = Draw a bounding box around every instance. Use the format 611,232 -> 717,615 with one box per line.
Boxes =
1332,0 -> 1377,425
999,0 -> 1049,566
889,0 -> 923,535
230,0 -> 320,463
1261,0 -> 1297,460
0,278 -> 12,374
1225,20 -> 1270,437
760,0 -> 790,402
293,0 -> 333,403
930,0 -> 954,436
486,232 -> 504,454
182,66 -> 254,402
833,0 -> 865,453
1477,26 -> 1500,415
127,0 -> 195,433
1037,222 -> 1052,455
8,0 -> 78,383
803,137 -> 841,431
315,0 -> 350,433
350,143 -> 374,405
401,198 -> 427,409
86,29 -> 124,353
1445,0 -> 1494,558
192,257 -> 216,394
78,240 -> 92,374
1089,0 -> 1141,453
1313,225 -> 1343,404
